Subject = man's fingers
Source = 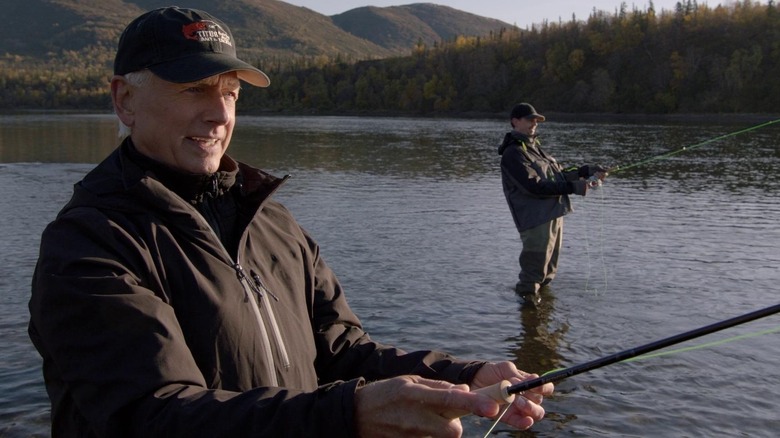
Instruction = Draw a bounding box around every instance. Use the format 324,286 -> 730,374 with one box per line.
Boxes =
409,377 -> 499,419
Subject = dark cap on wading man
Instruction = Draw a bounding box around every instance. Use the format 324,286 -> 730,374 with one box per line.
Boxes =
510,102 -> 545,123
113,6 -> 270,87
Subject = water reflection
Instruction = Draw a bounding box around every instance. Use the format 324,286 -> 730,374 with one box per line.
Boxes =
486,287 -> 569,437
512,287 -> 566,377
230,117 -> 500,180
0,114 -> 118,163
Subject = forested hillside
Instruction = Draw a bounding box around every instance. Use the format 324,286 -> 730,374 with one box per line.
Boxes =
2,1 -> 778,115
237,1 -> 779,115
332,4 -> 508,51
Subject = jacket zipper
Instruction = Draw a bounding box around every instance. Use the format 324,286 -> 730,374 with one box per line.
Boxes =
250,272 -> 291,370
184,173 -> 293,386
233,259 -> 291,377
195,216 -> 284,385
234,262 -> 279,386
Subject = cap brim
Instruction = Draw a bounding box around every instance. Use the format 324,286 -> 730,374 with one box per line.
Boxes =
149,52 -> 270,87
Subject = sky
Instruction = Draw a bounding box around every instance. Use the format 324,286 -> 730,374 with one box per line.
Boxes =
282,1 -> 736,28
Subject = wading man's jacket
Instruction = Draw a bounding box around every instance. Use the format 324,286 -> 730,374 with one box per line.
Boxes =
498,131 -> 590,232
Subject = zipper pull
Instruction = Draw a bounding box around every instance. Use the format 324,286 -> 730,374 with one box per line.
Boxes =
233,262 -> 262,301
251,272 -> 279,301
233,262 -> 247,281
209,174 -> 219,198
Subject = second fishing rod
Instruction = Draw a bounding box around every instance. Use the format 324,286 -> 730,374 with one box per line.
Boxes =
614,118 -> 780,173
585,118 -> 780,187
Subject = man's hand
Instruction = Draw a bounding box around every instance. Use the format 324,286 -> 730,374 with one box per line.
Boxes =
572,179 -> 588,196
469,361 -> 554,431
593,170 -> 609,181
354,375 -> 499,438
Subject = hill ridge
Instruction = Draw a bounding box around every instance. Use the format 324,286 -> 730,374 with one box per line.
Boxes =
0,0 -> 512,65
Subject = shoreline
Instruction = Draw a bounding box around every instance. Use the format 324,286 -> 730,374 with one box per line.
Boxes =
2,108 -> 778,125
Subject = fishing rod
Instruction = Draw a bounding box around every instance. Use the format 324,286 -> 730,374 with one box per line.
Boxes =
604,118 -> 780,175
477,302 -> 780,402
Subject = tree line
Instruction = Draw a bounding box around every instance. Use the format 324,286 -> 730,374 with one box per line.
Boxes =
2,0 -> 778,115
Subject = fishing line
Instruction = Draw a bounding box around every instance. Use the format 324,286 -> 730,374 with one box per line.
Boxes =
506,303 -> 780,394
483,324 -> 780,436
482,325 -> 780,436
623,324 -> 780,363
481,403 -> 512,437
535,324 -> 780,376
478,303 -> 780,436
608,118 -> 780,174
581,183 -> 608,296
577,118 -> 779,297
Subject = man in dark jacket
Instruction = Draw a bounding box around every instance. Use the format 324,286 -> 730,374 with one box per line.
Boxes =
498,103 -> 606,303
28,7 -> 552,437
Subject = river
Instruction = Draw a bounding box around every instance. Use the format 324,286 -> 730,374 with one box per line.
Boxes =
1,113 -> 778,437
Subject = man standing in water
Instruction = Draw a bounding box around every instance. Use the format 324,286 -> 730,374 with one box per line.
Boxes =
28,7 -> 552,437
498,103 -> 607,304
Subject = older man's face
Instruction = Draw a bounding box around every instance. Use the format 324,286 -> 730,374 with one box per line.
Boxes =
127,72 -> 240,174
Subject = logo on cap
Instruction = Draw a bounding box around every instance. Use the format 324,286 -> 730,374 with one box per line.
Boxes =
182,20 -> 233,46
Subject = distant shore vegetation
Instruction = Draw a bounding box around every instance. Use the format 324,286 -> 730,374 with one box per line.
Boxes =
2,1 -> 778,116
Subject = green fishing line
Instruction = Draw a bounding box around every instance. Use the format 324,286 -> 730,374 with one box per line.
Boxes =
580,119 -> 780,299
483,323 -> 779,437
538,325 -> 780,376
610,118 -> 780,174
623,325 -> 780,363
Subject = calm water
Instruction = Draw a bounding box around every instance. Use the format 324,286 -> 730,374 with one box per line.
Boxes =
1,113 -> 779,437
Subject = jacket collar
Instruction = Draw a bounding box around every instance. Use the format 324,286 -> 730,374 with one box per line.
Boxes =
62,138 -> 287,215
498,130 -> 539,155
124,139 -> 238,204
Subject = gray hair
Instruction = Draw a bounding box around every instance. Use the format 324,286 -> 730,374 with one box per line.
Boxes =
116,70 -> 154,138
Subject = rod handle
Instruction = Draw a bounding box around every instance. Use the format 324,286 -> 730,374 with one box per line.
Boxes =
474,380 -> 516,404
443,380 -> 516,419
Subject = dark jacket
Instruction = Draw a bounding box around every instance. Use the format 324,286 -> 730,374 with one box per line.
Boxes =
29,140 -> 482,437
498,131 -> 590,232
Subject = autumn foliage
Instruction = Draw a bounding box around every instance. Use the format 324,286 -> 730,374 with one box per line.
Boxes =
2,1 -> 778,115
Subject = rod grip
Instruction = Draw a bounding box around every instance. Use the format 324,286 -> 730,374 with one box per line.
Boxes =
474,380 -> 516,404
442,380 -> 516,419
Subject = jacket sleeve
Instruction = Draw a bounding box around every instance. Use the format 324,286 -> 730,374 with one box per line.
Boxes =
576,164 -> 607,178
303,230 -> 485,386
501,145 -> 574,197
29,208 -> 362,438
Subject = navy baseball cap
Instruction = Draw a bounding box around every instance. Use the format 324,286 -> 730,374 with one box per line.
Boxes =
510,103 -> 545,121
113,7 -> 270,87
